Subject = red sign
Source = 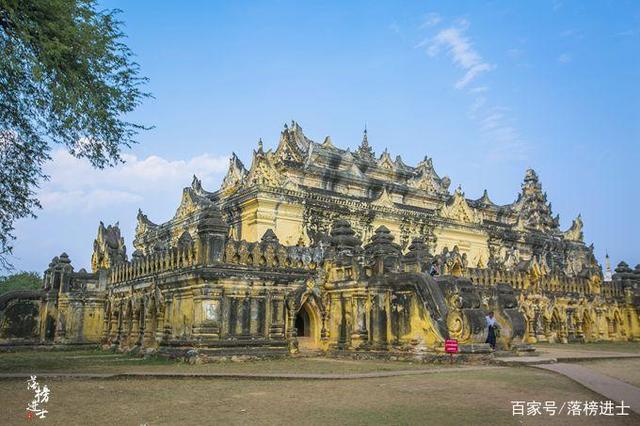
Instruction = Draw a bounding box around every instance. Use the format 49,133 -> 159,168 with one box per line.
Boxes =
444,339 -> 459,354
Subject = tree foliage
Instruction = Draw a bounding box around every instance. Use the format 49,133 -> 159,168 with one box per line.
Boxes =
0,271 -> 41,295
0,0 -> 150,269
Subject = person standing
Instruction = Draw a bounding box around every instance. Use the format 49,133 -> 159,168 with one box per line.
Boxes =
485,311 -> 498,350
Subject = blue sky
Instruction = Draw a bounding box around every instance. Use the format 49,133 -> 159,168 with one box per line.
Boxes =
9,0 -> 640,273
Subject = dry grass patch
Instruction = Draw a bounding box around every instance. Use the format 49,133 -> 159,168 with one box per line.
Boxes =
1,367 -> 638,425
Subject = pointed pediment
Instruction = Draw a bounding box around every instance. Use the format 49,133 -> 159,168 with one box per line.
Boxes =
349,162 -> 365,178
378,150 -> 395,170
275,121 -> 311,163
408,156 -> 449,195
221,153 -> 248,195
174,187 -> 210,220
440,187 -> 482,224
246,150 -> 284,188
371,187 -> 396,208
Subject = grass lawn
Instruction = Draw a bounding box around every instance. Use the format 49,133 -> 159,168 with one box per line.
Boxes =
0,349 -> 451,375
2,366 -> 635,425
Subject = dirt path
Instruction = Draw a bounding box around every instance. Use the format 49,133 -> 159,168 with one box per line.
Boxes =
535,363 -> 640,415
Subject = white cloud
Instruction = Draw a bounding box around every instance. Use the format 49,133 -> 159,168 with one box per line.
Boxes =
422,25 -> 495,89
557,53 -> 572,63
420,12 -> 442,28
40,150 -> 229,213
418,15 -> 526,161
469,86 -> 488,93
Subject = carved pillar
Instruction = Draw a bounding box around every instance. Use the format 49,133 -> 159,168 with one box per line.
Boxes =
109,307 -> 120,344
151,307 -> 162,347
351,295 -> 368,349
143,305 -> 156,347
115,303 -> 124,345
607,318 -> 615,338
54,299 -> 68,343
130,307 -> 140,346
286,302 -> 299,353
235,295 -> 245,337
138,304 -> 146,347
321,309 -> 329,341
249,296 -> 263,337
264,293 -> 272,339
241,294 -> 251,338
534,308 -> 547,342
269,295 -> 285,339
566,309 -> 576,342
102,306 -> 112,344
162,296 -> 173,343
370,292 -> 387,349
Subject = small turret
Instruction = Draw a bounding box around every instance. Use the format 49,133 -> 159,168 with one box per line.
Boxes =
604,253 -> 613,282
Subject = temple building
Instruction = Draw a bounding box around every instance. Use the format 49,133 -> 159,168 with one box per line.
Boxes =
1,122 -> 639,357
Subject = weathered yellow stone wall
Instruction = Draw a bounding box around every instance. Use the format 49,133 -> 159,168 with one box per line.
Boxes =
434,226 -> 489,267
238,198 -> 305,245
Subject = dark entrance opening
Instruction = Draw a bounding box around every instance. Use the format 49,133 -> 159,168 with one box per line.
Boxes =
295,307 -> 310,337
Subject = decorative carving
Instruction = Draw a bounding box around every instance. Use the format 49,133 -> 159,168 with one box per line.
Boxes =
220,153 -> 248,195
371,187 -> 395,209
275,122 -> 310,164
510,169 -> 559,232
407,156 -> 450,195
377,149 -> 395,170
174,186 -> 210,220
355,128 -> 375,161
91,222 -> 127,272
135,209 -> 157,240
440,187 -> 482,224
564,214 -> 584,242
245,144 -> 284,188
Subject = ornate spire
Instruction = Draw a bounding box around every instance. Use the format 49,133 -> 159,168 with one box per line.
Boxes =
91,221 -> 127,272
512,168 -> 558,233
356,127 -> 375,161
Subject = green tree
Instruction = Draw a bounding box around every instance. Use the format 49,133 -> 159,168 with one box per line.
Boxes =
0,271 -> 41,295
0,0 -> 150,269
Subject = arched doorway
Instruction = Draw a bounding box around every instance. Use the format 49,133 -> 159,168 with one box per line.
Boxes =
295,307 -> 310,338
294,302 -> 319,350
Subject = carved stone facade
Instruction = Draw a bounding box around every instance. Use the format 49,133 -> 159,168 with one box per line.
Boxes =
2,122 -> 639,356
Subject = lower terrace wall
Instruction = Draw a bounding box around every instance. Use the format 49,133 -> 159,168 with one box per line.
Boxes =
1,225 -> 639,356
